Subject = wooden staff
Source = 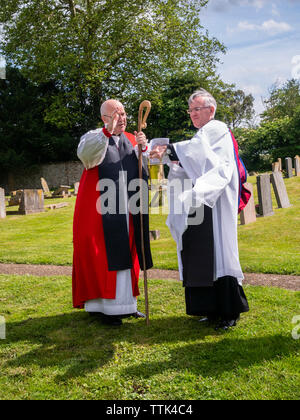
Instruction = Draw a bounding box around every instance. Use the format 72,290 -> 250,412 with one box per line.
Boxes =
138,100 -> 151,325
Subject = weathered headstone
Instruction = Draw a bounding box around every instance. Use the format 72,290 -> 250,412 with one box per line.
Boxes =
0,188 -> 6,219
285,157 -> 293,178
257,174 -> 274,217
74,182 -> 80,195
19,189 -> 44,215
277,158 -> 282,172
272,162 -> 279,172
270,172 -> 291,209
53,185 -> 71,197
8,190 -> 23,206
41,177 -> 51,196
45,202 -> 69,210
240,183 -> 256,225
149,230 -> 160,241
294,156 -> 300,177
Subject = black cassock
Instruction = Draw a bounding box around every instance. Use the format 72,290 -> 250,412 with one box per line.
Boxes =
167,144 -> 249,319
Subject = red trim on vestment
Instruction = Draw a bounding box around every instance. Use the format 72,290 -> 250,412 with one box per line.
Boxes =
103,127 -> 112,138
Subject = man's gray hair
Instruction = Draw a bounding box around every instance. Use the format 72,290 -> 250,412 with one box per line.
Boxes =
188,89 -> 217,116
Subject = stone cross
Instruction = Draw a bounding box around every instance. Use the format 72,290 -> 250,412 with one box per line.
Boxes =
294,156 -> 300,177
257,174 -> 274,217
19,189 -> 44,215
285,157 -> 293,178
270,172 -> 291,209
0,188 -> 6,219
240,183 -> 256,225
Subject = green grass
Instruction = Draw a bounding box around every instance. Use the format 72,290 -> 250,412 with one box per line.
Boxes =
0,275 -> 299,400
0,176 -> 299,274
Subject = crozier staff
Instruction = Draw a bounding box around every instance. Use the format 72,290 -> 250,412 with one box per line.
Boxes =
72,99 -> 153,327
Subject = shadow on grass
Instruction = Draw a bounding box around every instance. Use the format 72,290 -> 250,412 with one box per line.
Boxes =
1,311 -> 298,383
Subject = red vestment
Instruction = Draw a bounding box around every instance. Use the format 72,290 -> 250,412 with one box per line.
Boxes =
72,132 -> 140,309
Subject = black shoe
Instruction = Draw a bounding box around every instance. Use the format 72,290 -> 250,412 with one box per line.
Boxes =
91,313 -> 122,326
133,311 -> 146,319
214,318 -> 238,331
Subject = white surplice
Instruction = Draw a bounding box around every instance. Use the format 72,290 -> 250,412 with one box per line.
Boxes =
166,119 -> 244,285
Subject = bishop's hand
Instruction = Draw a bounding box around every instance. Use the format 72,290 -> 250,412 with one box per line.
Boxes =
134,131 -> 148,150
106,109 -> 121,135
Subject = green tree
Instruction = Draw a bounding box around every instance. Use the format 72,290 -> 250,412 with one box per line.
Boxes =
217,87 -> 255,129
0,0 -> 225,134
262,79 -> 300,122
0,66 -> 76,177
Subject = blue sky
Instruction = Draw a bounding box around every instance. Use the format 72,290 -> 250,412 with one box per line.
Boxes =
201,0 -> 300,118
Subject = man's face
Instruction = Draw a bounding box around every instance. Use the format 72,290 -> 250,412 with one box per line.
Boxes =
101,100 -> 127,135
188,97 -> 215,129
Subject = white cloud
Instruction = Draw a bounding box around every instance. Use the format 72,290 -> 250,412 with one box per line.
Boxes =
234,19 -> 293,35
261,19 -> 292,34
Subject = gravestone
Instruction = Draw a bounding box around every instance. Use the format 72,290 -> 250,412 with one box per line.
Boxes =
149,230 -> 160,241
272,162 -> 279,172
277,158 -> 282,172
41,177 -> 51,196
52,185 -> 71,197
74,182 -> 80,195
257,174 -> 274,217
0,188 -> 6,219
19,189 -> 44,215
8,190 -> 23,206
285,157 -> 293,178
240,183 -> 256,225
295,156 -> 300,177
45,202 -> 69,210
271,172 -> 291,209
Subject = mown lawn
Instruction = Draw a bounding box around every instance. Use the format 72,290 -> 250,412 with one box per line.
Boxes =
0,175 -> 299,275
0,275 -> 299,400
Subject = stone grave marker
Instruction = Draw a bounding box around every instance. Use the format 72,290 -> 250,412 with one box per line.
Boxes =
149,230 -> 160,241
278,158 -> 282,172
295,156 -> 300,177
41,177 -> 51,197
240,183 -> 256,225
257,174 -> 274,217
74,182 -> 80,195
285,157 -> 293,178
19,189 -> 44,215
0,188 -> 6,219
52,185 -> 71,197
8,190 -> 23,206
271,172 -> 291,209
272,162 -> 279,172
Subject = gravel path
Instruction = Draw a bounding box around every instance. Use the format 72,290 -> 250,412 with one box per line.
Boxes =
0,263 -> 299,291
